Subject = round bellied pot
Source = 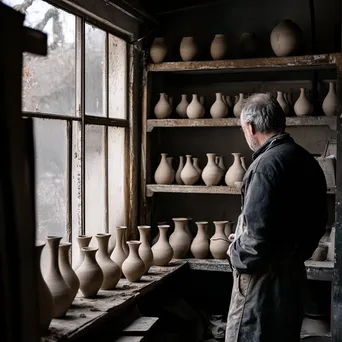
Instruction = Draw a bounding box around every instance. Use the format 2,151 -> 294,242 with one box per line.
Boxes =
202,153 -> 222,186
169,218 -> 191,259
150,37 -> 167,63
210,221 -> 230,259
180,37 -> 198,61
151,225 -> 174,266
154,153 -> 175,184
122,241 -> 145,282
138,226 -> 153,274
225,153 -> 246,186
190,222 -> 209,259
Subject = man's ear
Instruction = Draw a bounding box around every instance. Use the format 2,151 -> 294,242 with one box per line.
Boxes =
248,122 -> 256,135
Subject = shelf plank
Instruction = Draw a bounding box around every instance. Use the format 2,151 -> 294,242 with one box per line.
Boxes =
146,184 -> 240,197
147,116 -> 336,132
147,54 -> 337,73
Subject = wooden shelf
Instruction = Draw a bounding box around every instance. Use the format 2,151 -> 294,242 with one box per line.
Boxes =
147,54 -> 339,73
147,116 -> 336,132
146,184 -> 240,197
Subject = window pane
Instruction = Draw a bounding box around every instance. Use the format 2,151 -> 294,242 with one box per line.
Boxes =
85,125 -> 106,239
34,119 -> 68,273
109,34 -> 127,119
85,23 -> 106,117
5,0 -> 76,115
108,127 -> 126,245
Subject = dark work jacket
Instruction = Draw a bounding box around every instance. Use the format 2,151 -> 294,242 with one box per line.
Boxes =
225,133 -> 327,342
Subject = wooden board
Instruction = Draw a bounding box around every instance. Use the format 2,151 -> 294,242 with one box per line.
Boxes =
115,337 -> 144,342
122,317 -> 159,334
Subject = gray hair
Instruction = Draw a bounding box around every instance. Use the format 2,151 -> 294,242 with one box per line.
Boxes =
240,93 -> 286,133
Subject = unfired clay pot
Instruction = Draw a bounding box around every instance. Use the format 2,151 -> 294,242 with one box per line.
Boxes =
36,241 -> 54,333
154,153 -> 175,184
175,156 -> 185,185
154,93 -> 171,119
190,222 -> 209,259
150,37 -> 167,63
187,94 -> 205,119
138,226 -> 153,274
210,221 -> 230,259
45,236 -> 72,318
59,242 -> 80,301
122,241 -> 145,282
322,82 -> 337,116
294,88 -> 313,116
193,157 -> 202,178
76,247 -> 103,298
233,93 -> 244,118
181,155 -> 200,185
202,153 -> 222,186
96,233 -> 121,290
152,225 -> 174,266
217,156 -> 227,177
74,235 -> 92,271
224,221 -> 235,239
111,226 -> 128,269
239,32 -> 257,58
180,37 -> 198,61
169,218 -> 191,259
277,91 -> 289,114
225,153 -> 246,186
270,19 -> 303,57
210,92 -> 228,118
176,94 -> 189,118
240,157 -> 247,171
210,34 -> 227,60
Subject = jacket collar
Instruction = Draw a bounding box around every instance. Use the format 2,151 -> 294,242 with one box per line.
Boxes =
252,132 -> 293,160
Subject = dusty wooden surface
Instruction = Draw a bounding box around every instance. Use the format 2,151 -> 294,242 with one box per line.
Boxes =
115,337 -> 144,342
147,117 -> 337,132
122,316 -> 159,334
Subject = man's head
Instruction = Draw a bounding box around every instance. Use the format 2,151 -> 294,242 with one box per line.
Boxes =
240,93 -> 286,151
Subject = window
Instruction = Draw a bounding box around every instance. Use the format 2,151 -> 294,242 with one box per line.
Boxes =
4,0 -> 129,271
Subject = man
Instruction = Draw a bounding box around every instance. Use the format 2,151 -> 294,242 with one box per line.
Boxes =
225,93 -> 327,342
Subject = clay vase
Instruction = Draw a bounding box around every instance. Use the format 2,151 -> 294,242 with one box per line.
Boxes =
225,153 -> 245,186
224,221 -> 235,239
180,37 -> 198,61
59,242 -> 80,301
122,226 -> 129,257
96,234 -> 121,290
150,37 -> 167,63
277,91 -> 289,114
187,94 -> 205,119
210,221 -> 230,259
167,157 -> 175,183
35,241 -> 54,333
154,93 -> 171,119
152,225 -> 174,266
175,156 -> 185,185
210,92 -> 228,118
322,82 -> 337,116
210,34 -> 227,60
239,32 -> 257,58
154,153 -> 175,184
111,226 -> 128,269
76,247 -> 103,298
190,222 -> 209,259
240,157 -> 247,171
122,241 -> 145,282
294,88 -> 313,116
327,227 -> 335,262
138,226 -> 153,274
217,156 -> 227,174
193,157 -> 202,178
45,236 -> 72,318
74,235 -> 92,271
311,243 -> 328,261
233,93 -> 244,118
270,19 -> 303,57
180,154 -> 200,185
202,153 -> 222,186
176,94 -> 189,118
169,218 -> 191,259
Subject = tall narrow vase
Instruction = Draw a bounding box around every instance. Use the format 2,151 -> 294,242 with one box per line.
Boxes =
96,233 -> 121,290
76,247 -> 103,298
150,37 -> 167,63
277,91 -> 289,114
111,226 -> 128,269
294,88 -> 313,116
45,236 -> 73,318
322,82 -> 337,116
190,222 -> 209,259
152,225 -> 174,266
154,153 -> 175,184
36,241 -> 54,333
74,235 -> 92,271
187,94 -> 205,119
210,221 -> 230,259
59,242 -> 80,301
176,94 -> 189,118
138,226 -> 153,274
225,153 -> 245,186
122,241 -> 145,282
202,153 -> 222,186
181,154 -> 200,185
233,93 -> 244,118
210,92 -> 228,118
175,156 -> 185,185
154,93 -> 171,119
169,218 -> 191,259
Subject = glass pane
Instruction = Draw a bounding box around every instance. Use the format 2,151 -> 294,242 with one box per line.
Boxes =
109,34 -> 127,119
34,119 -> 68,274
5,0 -> 76,115
108,127 -> 126,248
85,125 -> 106,240
85,23 -> 106,117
